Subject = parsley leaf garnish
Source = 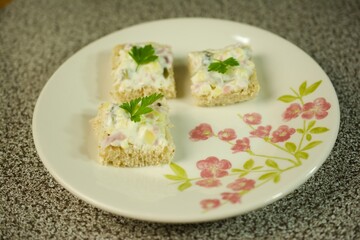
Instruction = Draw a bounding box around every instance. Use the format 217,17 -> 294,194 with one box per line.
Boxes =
128,44 -> 158,71
208,57 -> 239,74
120,93 -> 164,122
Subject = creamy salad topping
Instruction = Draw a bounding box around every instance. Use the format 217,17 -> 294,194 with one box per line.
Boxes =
100,99 -> 170,150
112,43 -> 173,92
190,44 -> 255,97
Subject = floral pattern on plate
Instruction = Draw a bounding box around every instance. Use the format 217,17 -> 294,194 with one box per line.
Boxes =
165,80 -> 332,211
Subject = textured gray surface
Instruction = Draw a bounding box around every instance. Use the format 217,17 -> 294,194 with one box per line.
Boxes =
1,0 -> 359,239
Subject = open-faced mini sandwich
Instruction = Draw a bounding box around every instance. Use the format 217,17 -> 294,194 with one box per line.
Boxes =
188,43 -> 260,106
91,93 -> 175,167
111,42 -> 176,102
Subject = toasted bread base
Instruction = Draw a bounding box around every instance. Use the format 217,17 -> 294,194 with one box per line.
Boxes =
192,71 -> 260,107
98,143 -> 175,167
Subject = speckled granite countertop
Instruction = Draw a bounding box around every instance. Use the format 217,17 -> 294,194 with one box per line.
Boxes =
1,0 -> 359,239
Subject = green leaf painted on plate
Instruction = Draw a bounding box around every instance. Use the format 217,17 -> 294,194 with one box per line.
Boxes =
164,174 -> 185,181
170,162 -> 188,178
239,171 -> 250,177
259,172 -> 277,180
285,142 -> 297,152
231,168 -> 244,173
301,141 -> 322,151
306,134 -> 312,141
252,166 -> 264,170
243,159 -> 254,170
295,151 -> 309,160
297,128 -> 304,134
310,127 -> 329,134
303,80 -> 322,96
265,159 -> 279,169
277,95 -> 298,103
273,174 -> 281,183
178,181 -> 192,191
307,120 -> 316,131
299,81 -> 307,96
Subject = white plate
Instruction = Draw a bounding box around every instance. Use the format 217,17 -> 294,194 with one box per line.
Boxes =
32,18 -> 340,223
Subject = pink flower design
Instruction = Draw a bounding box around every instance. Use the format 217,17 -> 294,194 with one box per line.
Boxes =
301,97 -> 331,120
189,123 -> 214,141
227,178 -> 256,191
218,128 -> 237,141
221,192 -> 241,204
196,156 -> 232,178
200,199 -> 221,210
196,178 -> 221,188
271,125 -> 296,143
283,103 -> 302,121
250,125 -> 272,138
243,113 -> 262,125
231,137 -> 251,153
